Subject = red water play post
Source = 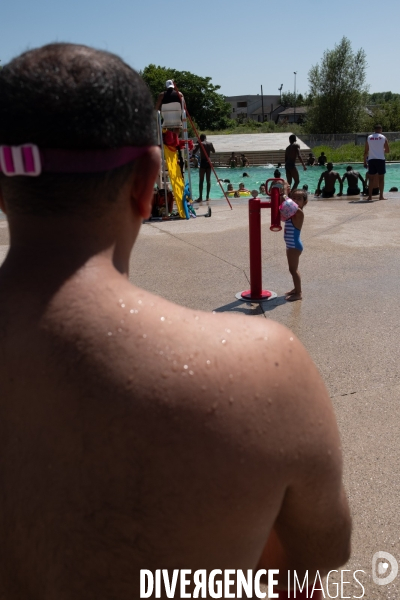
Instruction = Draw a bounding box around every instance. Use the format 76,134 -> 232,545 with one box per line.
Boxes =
237,179 -> 282,302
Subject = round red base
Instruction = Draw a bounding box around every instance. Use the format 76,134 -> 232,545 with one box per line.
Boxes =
240,289 -> 272,300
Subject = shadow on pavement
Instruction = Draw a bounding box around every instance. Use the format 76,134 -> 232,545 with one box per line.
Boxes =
213,296 -> 287,315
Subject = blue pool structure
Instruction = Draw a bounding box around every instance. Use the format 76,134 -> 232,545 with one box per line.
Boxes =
189,163 -> 400,200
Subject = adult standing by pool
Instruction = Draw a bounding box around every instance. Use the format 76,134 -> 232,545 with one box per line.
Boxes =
364,124 -> 389,201
192,133 -> 215,204
285,134 -> 307,190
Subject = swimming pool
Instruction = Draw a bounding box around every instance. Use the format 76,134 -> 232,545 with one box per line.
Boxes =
188,163 -> 400,199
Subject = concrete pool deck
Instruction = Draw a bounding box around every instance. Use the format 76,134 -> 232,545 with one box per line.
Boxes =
1,194 -> 400,597
205,132 -> 310,152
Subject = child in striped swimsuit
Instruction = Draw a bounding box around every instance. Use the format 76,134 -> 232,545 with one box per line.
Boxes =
283,188 -> 308,302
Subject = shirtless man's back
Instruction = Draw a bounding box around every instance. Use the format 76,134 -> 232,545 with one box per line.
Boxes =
315,163 -> 343,198
284,134 -> 306,190
0,44 -> 351,599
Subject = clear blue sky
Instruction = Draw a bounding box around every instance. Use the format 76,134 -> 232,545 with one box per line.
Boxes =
2,0 -> 400,98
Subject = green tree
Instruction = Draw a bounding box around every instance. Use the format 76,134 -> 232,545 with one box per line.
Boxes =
306,37 -> 368,134
281,91 -> 305,108
368,91 -> 400,104
370,99 -> 400,131
141,64 -> 232,131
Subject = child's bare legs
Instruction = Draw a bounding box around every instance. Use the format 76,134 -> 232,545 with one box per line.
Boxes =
286,249 -> 302,301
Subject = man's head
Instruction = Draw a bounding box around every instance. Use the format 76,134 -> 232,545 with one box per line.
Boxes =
200,134 -> 206,142
346,166 -> 353,172
166,80 -> 174,89
289,134 -> 297,143
374,124 -> 383,132
0,43 -> 159,217
327,162 -> 333,171
274,169 -> 281,178
320,152 -> 325,156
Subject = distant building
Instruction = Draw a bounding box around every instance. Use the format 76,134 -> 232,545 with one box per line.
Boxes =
275,105 -> 373,125
225,94 -> 282,122
276,106 -> 309,125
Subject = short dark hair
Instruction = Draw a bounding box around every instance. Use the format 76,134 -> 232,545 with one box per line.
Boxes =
0,43 -> 156,216
289,134 -> 296,143
374,124 -> 382,130
200,134 -> 206,141
327,162 -> 333,171
274,169 -> 281,178
346,166 -> 352,171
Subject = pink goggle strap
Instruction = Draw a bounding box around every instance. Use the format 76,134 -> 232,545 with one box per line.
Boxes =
0,144 -> 153,176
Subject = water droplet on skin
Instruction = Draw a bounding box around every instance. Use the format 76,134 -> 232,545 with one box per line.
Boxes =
212,402 -> 218,409
142,334 -> 147,339
118,298 -> 123,303
172,361 -> 178,372
225,329 -> 231,334
212,311 -> 216,314
183,365 -> 188,370
130,309 -> 134,314
221,339 -> 226,345
195,316 -> 199,320
268,398 -> 272,404
189,370 -> 194,376
264,336 -> 268,341
160,317 -> 165,321
159,350 -> 164,355
121,304 -> 125,308
120,320 -> 125,324
201,385 -> 207,391
206,360 -> 211,366
229,397 -> 234,403
229,374 -> 233,380
138,300 -> 143,305
162,372 -> 168,378
118,328 -> 122,333
290,337 -> 294,341
107,332 -> 112,336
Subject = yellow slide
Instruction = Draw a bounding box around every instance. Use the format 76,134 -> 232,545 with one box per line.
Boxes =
164,146 -> 186,219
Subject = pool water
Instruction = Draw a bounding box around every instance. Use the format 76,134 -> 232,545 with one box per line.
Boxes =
188,164 -> 400,199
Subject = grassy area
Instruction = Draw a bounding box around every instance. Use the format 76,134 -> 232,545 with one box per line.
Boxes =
311,143 -> 364,163
311,141 -> 400,163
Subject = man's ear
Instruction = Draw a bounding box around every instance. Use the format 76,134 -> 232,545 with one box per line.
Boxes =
0,185 -> 7,215
130,147 -> 161,219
